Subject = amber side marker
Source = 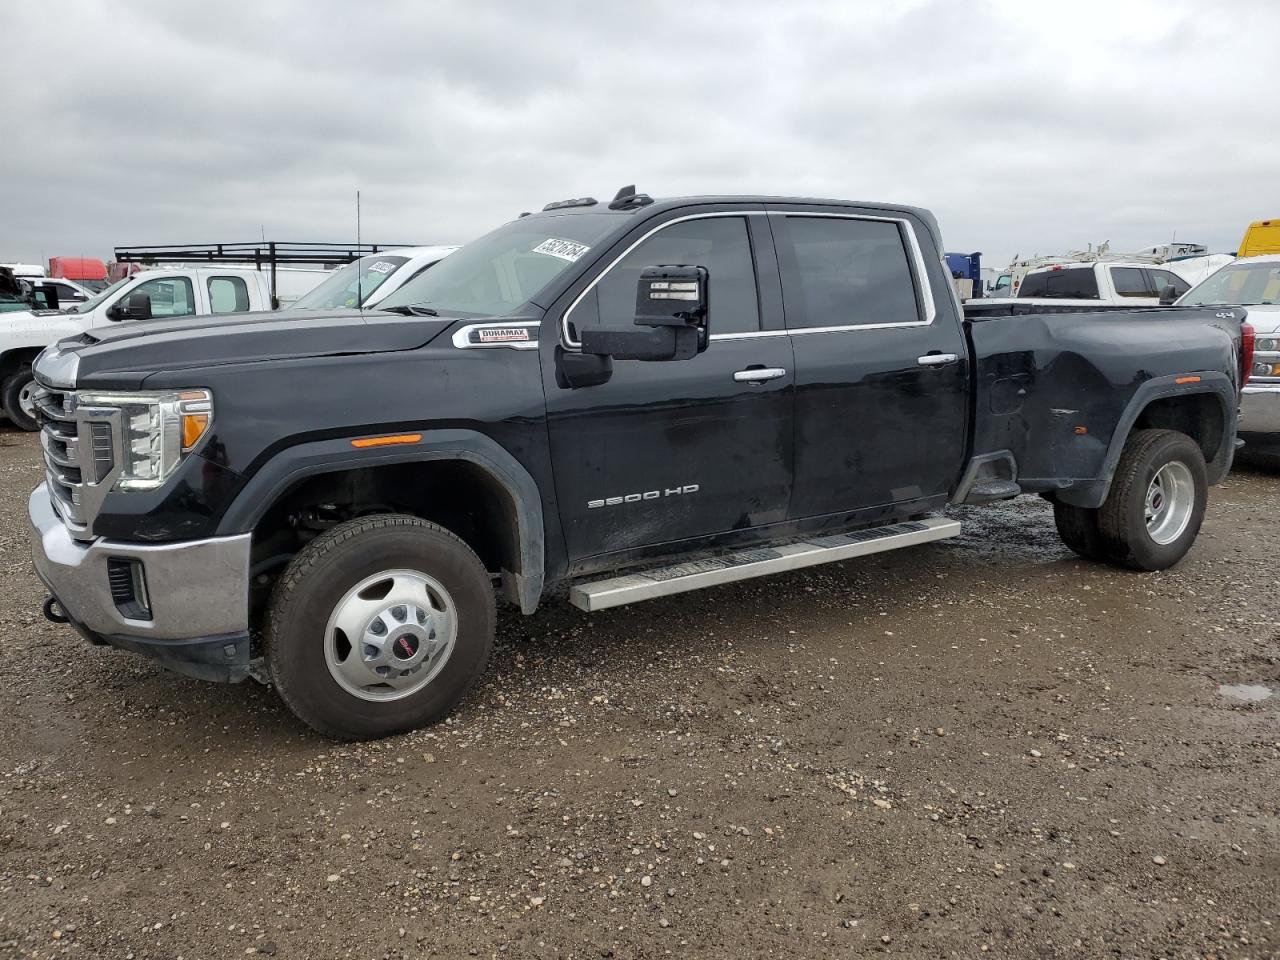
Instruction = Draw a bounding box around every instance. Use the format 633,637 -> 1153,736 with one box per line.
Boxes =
1074,426 -> 1088,435
350,433 -> 423,449
1175,375 -> 1202,384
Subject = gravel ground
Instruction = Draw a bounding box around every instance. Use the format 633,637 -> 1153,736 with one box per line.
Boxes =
0,426 -> 1276,959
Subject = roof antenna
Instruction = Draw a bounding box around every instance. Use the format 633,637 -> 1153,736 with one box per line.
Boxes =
356,189 -> 362,311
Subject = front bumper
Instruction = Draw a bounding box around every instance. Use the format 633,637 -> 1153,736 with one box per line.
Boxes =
28,485 -> 253,682
1240,384 -> 1280,447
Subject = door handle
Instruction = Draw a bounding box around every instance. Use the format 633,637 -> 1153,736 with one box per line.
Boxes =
916,353 -> 959,367
733,367 -> 787,383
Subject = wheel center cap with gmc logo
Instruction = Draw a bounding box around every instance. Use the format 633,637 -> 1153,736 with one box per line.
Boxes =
392,633 -> 421,661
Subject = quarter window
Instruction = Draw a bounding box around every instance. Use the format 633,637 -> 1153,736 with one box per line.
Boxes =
131,277 -> 195,318
781,217 -> 920,328
569,217 -> 760,338
208,276 -> 250,314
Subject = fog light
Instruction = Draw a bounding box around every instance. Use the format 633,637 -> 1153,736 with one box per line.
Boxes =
107,558 -> 152,621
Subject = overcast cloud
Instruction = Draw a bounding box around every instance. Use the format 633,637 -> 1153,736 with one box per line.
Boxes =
2,0 -> 1276,268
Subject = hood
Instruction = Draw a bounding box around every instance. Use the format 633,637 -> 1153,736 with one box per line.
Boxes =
44,307 -> 459,389
1238,302 -> 1280,333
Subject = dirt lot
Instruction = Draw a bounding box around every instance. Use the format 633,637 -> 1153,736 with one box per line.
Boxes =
0,427 -> 1276,960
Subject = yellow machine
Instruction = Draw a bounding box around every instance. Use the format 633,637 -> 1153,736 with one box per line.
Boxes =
1238,219 -> 1280,257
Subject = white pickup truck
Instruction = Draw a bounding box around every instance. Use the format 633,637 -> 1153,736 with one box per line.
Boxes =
966,259 -> 1194,318
0,265 -> 291,430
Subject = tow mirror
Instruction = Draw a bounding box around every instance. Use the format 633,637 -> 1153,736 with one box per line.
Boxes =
116,292 -> 153,321
580,265 -> 709,362
1159,284 -> 1179,306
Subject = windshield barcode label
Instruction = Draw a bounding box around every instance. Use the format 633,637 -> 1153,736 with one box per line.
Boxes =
533,238 -> 590,262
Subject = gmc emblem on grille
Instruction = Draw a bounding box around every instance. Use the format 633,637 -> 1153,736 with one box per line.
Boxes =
587,485 -> 699,509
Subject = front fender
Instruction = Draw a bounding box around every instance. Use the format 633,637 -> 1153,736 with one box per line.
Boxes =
216,429 -> 546,612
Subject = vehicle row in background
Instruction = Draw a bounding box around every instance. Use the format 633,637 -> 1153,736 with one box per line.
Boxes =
0,242 -> 456,431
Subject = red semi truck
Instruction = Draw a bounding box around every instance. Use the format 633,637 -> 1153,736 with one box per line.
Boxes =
48,256 -> 109,292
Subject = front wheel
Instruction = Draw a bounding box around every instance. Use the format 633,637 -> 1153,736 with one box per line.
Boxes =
1098,429 -> 1207,571
265,514 -> 495,740
2,369 -> 38,431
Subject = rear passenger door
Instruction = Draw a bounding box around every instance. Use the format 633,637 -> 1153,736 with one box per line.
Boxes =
207,275 -> 252,314
769,208 -> 968,521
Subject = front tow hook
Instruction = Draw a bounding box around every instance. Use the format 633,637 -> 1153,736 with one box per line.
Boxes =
42,596 -> 70,624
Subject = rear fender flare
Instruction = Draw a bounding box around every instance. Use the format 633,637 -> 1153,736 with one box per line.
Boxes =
1055,372 -> 1236,508
217,429 -> 545,612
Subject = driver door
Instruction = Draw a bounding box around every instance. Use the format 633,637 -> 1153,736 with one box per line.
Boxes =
541,211 -> 795,566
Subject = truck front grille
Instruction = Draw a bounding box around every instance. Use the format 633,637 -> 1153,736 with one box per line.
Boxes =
34,387 -> 117,536
35,388 -> 86,526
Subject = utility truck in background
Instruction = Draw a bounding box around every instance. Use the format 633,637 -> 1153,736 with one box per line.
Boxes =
26,187 -> 1252,741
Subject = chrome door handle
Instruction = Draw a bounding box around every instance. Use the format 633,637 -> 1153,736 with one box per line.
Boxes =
733,367 -> 787,383
916,353 -> 959,367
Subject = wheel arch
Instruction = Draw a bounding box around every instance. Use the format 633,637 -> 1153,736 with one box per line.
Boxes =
1055,372 -> 1236,508
0,346 -> 43,381
219,430 -> 545,613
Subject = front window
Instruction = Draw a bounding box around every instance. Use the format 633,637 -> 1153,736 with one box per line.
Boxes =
1180,260 -> 1280,306
132,277 -> 195,318
69,276 -> 133,314
378,214 -> 625,318
292,255 -> 410,310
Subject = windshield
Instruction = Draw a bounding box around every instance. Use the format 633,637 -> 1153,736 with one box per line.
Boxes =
291,255 -> 411,310
378,214 -> 624,317
68,276 -> 134,314
1181,260 -> 1280,306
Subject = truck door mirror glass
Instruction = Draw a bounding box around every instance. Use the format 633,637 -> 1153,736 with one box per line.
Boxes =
117,292 -> 153,321
1159,284 -> 1179,306
580,264 -> 709,362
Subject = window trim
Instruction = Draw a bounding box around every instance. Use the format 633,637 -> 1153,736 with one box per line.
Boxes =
206,274 -> 251,314
768,211 -> 937,333
133,275 -> 196,318
560,211 -> 765,348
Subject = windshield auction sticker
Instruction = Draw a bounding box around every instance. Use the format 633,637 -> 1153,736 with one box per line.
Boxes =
368,261 -> 396,274
532,238 -> 590,262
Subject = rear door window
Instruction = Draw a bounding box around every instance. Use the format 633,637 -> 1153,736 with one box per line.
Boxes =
779,216 -> 920,328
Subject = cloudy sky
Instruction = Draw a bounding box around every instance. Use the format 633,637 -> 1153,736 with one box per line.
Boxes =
2,0 -> 1276,269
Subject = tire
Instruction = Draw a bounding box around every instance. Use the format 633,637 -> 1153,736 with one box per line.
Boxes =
1097,428 -> 1207,571
1053,501 -> 1108,561
265,514 -> 495,740
2,369 -> 38,432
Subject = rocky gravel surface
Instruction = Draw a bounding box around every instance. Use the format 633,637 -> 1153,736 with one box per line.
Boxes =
0,427 -> 1276,959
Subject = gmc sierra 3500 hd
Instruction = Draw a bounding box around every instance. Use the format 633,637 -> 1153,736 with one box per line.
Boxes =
28,188 -> 1253,740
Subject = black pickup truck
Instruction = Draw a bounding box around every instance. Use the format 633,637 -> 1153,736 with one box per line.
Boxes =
28,189 -> 1253,739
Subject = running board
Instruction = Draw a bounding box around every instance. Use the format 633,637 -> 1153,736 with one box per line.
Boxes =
569,517 -> 961,612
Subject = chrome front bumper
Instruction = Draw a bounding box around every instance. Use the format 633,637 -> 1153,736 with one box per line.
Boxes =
1240,385 -> 1280,440
28,485 -> 252,642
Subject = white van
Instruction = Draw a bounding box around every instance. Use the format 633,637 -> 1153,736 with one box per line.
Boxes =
0,266 -> 281,430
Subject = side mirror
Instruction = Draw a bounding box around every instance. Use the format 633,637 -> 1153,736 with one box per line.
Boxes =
555,345 -> 613,389
1159,284 -> 1178,306
117,292 -> 152,321
580,265 -> 709,362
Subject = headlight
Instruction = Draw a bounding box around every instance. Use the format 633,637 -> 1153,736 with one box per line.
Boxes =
75,389 -> 213,490
1257,338 -> 1278,351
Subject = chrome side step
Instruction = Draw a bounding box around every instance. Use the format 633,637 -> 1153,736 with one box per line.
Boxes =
569,516 -> 961,612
